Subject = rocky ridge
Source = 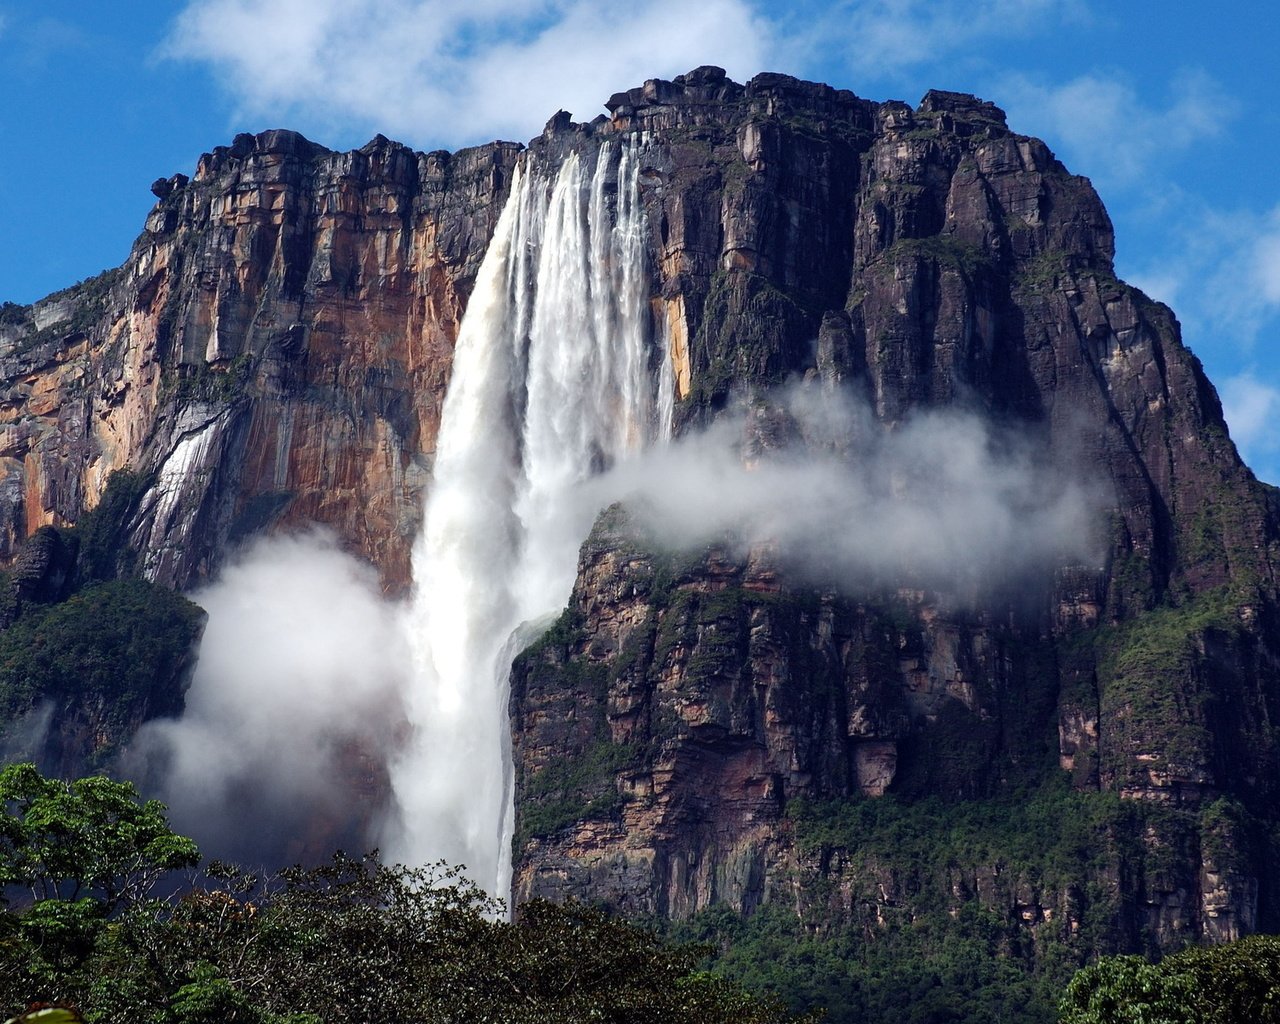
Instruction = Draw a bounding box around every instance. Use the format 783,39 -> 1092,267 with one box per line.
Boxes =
0,131 -> 522,594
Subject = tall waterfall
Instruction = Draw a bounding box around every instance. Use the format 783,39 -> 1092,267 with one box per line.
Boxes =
387,140 -> 670,897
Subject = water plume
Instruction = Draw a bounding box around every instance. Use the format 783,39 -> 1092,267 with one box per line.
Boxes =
384,140 -> 671,897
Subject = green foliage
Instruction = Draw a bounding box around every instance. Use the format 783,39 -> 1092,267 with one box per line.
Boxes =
0,770 -> 806,1023
516,742 -> 638,848
676,899 -> 1047,1024
0,763 -> 198,911
1059,935 -> 1280,1024
164,964 -> 272,1024
1098,589 -> 1236,682
160,354 -> 254,406
664,779 -> 1241,1024
1107,547 -> 1154,612
0,764 -> 197,1006
878,235 -> 988,278
0,303 -> 29,330
0,580 -> 205,762
1093,588 -> 1237,779
1059,955 -> 1195,1024
5,270 -> 123,356
1014,249 -> 1074,292
0,469 -> 203,773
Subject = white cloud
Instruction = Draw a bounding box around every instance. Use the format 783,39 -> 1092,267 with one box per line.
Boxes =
163,0 -> 1100,149
1220,370 -> 1280,483
1123,201 -> 1280,351
585,383 -> 1104,593
997,70 -> 1233,190
792,0 -> 1088,80
164,0 -> 770,148
126,531 -> 410,866
1254,217 -> 1280,305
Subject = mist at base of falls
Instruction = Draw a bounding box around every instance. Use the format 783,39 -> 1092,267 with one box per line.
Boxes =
125,531 -> 410,869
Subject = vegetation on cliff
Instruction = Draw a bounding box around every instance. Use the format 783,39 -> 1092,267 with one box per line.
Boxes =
0,473 -> 204,773
667,780 -> 1272,1024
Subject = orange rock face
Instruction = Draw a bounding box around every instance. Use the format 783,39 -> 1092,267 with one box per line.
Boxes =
0,131 -> 522,594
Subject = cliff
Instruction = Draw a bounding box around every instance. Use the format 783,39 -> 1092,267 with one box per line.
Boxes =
497,69 -> 1280,1009
2,66 -> 1279,1021
0,132 -> 522,594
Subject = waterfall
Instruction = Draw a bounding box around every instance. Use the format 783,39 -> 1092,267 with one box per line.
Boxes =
387,140 -> 671,898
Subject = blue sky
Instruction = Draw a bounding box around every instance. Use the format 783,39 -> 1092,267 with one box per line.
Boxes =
2,1 -> 1278,480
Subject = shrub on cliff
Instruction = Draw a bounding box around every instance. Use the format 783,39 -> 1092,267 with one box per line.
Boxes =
0,579 -> 205,766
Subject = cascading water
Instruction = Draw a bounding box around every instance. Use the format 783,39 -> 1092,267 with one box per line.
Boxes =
386,140 -> 671,898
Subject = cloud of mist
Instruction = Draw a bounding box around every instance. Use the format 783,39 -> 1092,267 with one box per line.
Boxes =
1220,370 -> 1280,485
163,0 -> 769,148
125,531 -> 409,867
588,384 -> 1103,594
0,700 -> 55,766
997,69 -> 1233,191
120,384 -> 1103,875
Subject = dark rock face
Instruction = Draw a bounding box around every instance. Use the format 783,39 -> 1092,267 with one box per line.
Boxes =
2,67 -> 1278,968
498,71 -> 1280,956
1,526 -> 78,625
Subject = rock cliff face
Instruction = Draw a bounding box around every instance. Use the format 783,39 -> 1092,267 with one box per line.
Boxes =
2,66 -> 1279,979
498,70 -> 1280,957
0,132 -> 521,594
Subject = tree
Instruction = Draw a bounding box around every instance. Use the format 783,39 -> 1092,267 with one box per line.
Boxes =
0,766 -> 810,1024
0,764 -> 198,1013
0,763 -> 199,912
1060,936 -> 1280,1024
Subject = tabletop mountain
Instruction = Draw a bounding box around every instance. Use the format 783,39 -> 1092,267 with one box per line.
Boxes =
1,66 -> 1277,1022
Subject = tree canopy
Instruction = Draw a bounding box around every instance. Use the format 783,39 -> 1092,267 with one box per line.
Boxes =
0,763 -> 810,1024
1059,936 -> 1280,1024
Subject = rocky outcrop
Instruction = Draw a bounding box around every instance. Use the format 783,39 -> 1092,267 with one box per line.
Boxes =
510,509 -> 1269,948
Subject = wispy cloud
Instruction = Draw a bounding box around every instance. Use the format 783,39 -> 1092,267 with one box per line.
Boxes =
587,383 -> 1104,593
163,0 -> 1099,149
1254,213 -> 1280,306
780,0 -> 1089,82
0,14 -> 93,69
1125,201 -> 1280,349
164,0 -> 770,148
997,69 -> 1234,190
1220,370 -> 1280,484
